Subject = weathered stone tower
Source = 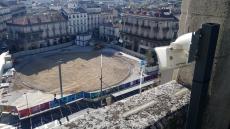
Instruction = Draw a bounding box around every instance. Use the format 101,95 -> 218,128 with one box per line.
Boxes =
176,0 -> 230,129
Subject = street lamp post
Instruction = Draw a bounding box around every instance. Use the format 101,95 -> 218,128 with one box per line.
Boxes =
57,60 -> 64,118
24,93 -> 29,113
100,53 -> 103,106
139,60 -> 146,94
58,60 -> 63,98
139,66 -> 144,94
24,93 -> 32,129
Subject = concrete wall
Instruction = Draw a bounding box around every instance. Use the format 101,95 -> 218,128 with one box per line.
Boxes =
177,0 -> 230,129
12,42 -> 73,58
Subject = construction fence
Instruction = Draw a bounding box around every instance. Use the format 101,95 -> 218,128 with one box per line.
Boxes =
18,72 -> 158,119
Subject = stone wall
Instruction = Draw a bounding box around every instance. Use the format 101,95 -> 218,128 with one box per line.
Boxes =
175,0 -> 228,85
147,105 -> 188,129
58,81 -> 190,129
176,0 -> 230,129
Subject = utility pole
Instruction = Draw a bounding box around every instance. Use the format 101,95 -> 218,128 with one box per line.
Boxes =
139,66 -> 143,94
100,53 -> 103,105
58,60 -> 64,119
24,93 -> 32,129
58,60 -> 63,98
139,60 -> 146,94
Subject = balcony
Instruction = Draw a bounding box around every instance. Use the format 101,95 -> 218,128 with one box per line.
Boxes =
162,27 -> 170,32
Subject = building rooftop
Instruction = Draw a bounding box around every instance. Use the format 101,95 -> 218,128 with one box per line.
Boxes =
123,8 -> 179,21
86,4 -> 100,8
7,11 -> 67,26
62,7 -> 87,14
123,14 -> 178,22
75,7 -> 87,13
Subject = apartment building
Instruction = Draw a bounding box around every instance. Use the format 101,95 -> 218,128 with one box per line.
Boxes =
99,23 -> 120,41
62,7 -> 88,35
121,9 -> 179,54
0,6 -> 12,39
7,11 -> 68,52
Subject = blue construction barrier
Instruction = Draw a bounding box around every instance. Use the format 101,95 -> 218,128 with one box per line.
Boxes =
67,94 -> 76,102
75,91 -> 84,99
90,92 -> 100,99
19,72 -> 159,118
50,99 -> 60,108
84,92 -> 91,99
60,97 -> 68,105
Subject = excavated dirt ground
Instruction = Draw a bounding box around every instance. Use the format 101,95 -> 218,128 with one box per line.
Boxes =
14,50 -> 135,94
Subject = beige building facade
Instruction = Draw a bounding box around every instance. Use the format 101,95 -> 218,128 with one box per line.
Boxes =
121,12 -> 178,54
99,23 -> 120,41
7,12 -> 69,52
0,6 -> 12,39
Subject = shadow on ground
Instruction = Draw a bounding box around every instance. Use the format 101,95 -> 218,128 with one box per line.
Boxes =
15,49 -> 117,76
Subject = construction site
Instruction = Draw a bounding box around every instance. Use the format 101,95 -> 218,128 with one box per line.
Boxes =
13,48 -> 139,94
0,46 -> 161,129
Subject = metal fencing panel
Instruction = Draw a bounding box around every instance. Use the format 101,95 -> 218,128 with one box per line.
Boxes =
19,108 -> 30,118
39,102 -> 49,111
17,73 -> 158,118
67,94 -> 76,102
49,99 -> 60,108
30,105 -> 40,114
